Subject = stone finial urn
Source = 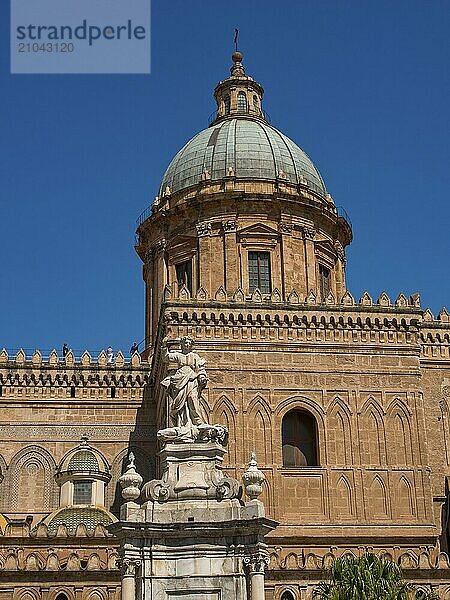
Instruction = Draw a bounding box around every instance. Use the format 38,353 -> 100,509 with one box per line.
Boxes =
242,451 -> 265,500
119,452 -> 143,502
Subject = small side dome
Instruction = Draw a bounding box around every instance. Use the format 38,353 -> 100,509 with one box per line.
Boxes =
68,450 -> 99,472
57,437 -> 109,478
55,438 -> 111,512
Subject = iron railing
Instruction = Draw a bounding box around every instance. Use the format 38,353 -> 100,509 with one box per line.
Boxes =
336,205 -> 352,229
207,108 -> 271,126
136,204 -> 153,227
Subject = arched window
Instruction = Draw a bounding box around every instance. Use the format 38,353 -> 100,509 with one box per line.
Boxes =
224,96 -> 230,115
281,592 -> 295,600
282,410 -> 318,467
237,92 -> 248,113
253,95 -> 259,110
56,594 -> 69,600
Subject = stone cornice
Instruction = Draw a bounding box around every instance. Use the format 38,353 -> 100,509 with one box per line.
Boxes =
161,299 -> 422,329
136,187 -> 352,249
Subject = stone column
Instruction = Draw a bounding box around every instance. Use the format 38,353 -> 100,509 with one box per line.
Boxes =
245,552 -> 270,600
278,222 -> 295,300
121,558 -> 141,600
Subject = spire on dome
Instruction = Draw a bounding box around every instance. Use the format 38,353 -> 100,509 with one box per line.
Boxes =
231,29 -> 245,76
211,34 -> 265,126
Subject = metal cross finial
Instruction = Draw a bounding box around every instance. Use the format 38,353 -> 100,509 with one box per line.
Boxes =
234,28 -> 239,52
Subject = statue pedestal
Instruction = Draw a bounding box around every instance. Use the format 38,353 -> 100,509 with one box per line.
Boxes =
141,441 -> 239,503
110,442 -> 277,600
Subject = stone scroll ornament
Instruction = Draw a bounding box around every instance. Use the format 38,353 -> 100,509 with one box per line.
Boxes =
157,336 -> 228,444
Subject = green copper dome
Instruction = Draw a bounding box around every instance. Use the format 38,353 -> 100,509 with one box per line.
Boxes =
159,117 -> 327,199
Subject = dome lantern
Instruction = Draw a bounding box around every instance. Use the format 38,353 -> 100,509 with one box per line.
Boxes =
212,50 -> 265,124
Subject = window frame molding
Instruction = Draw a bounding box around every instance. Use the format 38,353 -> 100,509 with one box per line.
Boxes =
318,263 -> 331,302
175,259 -> 193,295
237,224 -> 279,296
248,250 -> 272,295
314,238 -> 338,300
279,589 -> 297,600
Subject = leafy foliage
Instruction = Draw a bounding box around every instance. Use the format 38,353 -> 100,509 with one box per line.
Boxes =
313,553 -> 440,600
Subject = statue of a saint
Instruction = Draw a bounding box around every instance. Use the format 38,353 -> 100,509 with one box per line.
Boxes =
158,336 -> 209,441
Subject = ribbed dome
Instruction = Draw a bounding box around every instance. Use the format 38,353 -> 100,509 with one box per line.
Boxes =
159,117 -> 327,199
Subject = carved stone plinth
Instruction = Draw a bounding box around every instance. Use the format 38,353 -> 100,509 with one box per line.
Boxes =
141,441 -> 239,502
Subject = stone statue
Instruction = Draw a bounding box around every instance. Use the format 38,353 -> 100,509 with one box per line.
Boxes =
158,336 -> 224,443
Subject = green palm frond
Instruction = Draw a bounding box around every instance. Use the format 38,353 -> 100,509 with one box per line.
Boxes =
313,553 -> 439,600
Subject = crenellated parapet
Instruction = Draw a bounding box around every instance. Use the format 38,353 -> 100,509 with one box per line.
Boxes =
0,349 -> 150,398
162,283 -> 422,311
153,288 -> 424,358
419,307 -> 450,360
152,287 -> 450,364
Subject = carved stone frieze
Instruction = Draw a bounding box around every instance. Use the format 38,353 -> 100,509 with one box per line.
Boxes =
267,547 -> 450,572
0,546 -> 119,571
0,424 -> 155,441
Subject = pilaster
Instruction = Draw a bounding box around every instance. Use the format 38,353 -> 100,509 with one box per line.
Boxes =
303,227 -> 316,295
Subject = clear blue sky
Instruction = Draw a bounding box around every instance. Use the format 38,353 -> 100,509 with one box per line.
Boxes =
1,0 -> 449,355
